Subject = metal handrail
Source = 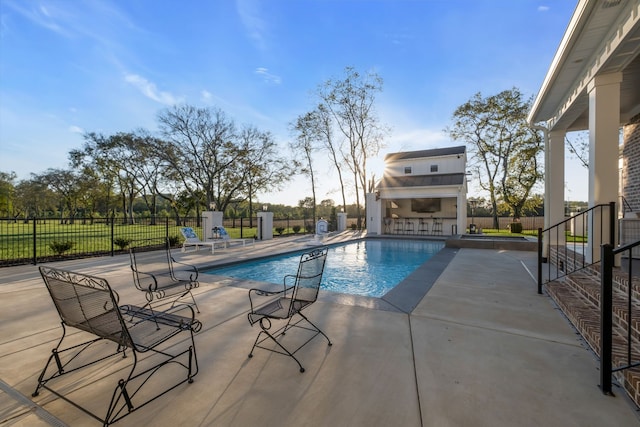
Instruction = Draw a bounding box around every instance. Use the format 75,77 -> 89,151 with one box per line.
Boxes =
537,202 -> 615,294
600,239 -> 640,394
620,195 -> 633,214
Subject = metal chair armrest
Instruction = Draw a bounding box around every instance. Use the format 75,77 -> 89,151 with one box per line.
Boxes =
171,257 -> 199,281
131,266 -> 160,292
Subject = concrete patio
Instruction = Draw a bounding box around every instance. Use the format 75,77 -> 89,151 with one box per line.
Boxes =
1,232 -> 638,426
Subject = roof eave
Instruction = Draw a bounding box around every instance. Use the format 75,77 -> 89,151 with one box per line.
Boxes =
527,0 -> 592,125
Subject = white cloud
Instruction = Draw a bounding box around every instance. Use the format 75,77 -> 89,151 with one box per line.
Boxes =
255,67 -> 281,85
538,6 -> 550,12
237,0 -> 268,51
201,89 -> 212,102
68,125 -> 84,134
124,73 -> 182,105
2,0 -> 72,37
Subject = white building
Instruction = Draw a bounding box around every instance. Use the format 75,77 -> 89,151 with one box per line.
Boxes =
366,146 -> 468,236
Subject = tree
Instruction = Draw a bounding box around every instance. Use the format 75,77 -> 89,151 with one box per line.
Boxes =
34,168 -> 87,221
291,112 -> 321,223
157,105 -> 246,216
239,125 -> 293,226
0,171 -> 16,217
447,88 -> 543,227
566,131 -> 589,169
316,67 -> 388,226
315,104 -> 348,211
71,132 -> 146,223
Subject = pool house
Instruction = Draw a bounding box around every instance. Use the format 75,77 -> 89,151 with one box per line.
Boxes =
366,146 -> 468,236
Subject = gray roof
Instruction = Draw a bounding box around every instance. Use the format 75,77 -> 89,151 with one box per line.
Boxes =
377,173 -> 465,189
384,146 -> 465,161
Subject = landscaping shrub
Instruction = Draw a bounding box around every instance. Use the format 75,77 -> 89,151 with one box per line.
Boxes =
275,227 -> 285,235
114,237 -> 131,250
292,225 -> 301,234
508,222 -> 523,233
49,240 -> 74,255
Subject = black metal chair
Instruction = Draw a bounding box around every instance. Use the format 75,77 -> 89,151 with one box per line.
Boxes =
394,218 -> 404,234
130,238 -> 200,313
33,266 -> 201,426
405,218 -> 415,235
247,247 -> 332,372
418,218 -> 429,235
432,218 -> 443,235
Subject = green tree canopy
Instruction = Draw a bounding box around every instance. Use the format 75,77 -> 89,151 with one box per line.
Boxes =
447,87 -> 543,226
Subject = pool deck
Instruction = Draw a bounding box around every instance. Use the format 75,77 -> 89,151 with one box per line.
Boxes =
1,231 -> 639,426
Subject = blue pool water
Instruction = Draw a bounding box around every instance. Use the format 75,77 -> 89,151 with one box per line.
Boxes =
204,239 -> 444,297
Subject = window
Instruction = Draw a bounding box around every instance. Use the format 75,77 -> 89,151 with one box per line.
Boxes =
404,166 -> 412,174
430,164 -> 438,172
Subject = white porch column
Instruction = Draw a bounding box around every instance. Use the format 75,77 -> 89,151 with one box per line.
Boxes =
587,72 -> 622,262
546,129 -> 566,256
365,193 -> 381,235
457,190 -> 467,235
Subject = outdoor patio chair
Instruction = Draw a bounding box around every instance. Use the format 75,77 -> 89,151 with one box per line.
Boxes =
215,225 -> 255,248
432,218 -> 443,235
130,238 -> 200,313
247,246 -> 332,372
180,227 -> 218,253
33,266 -> 201,427
405,218 -> 415,234
418,218 -> 429,235
394,218 -> 404,234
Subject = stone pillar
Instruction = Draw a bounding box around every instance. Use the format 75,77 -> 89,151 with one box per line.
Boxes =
201,211 -> 224,239
587,72 -> 622,262
257,212 -> 273,240
337,212 -> 347,232
365,193 -> 381,235
457,191 -> 467,236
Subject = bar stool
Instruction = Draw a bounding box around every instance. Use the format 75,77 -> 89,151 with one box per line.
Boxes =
383,217 -> 392,234
432,218 -> 443,235
404,218 -> 415,235
418,218 -> 429,235
394,218 -> 404,234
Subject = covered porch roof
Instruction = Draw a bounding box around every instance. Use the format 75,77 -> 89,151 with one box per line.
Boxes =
527,0 -> 640,131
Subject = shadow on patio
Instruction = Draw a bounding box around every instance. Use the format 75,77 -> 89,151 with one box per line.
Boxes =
1,234 -> 638,426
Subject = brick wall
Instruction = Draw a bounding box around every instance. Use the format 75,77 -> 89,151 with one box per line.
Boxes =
622,113 -> 640,211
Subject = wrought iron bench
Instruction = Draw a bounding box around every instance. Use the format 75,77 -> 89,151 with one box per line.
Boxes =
247,246 -> 332,372
33,266 -> 201,426
129,238 -> 200,313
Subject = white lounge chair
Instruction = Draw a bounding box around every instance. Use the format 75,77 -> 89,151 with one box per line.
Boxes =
180,227 -> 219,253
216,226 -> 255,248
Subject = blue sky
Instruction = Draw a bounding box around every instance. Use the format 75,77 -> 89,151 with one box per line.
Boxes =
0,0 -> 586,206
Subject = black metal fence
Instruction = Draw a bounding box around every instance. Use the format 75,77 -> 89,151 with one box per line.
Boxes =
600,242 -> 640,395
0,215 -> 355,267
536,203 -> 615,294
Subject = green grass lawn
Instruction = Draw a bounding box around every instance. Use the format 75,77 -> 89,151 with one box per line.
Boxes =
0,221 -> 259,261
477,228 -> 587,243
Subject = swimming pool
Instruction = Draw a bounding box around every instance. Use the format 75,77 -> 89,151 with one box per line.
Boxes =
204,239 -> 444,297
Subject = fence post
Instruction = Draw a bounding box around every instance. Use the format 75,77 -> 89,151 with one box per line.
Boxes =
608,201 -> 616,246
241,217 -> 244,239
165,217 -> 169,241
600,243 -> 613,395
32,217 -> 37,265
537,227 -> 543,294
110,213 -> 115,257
